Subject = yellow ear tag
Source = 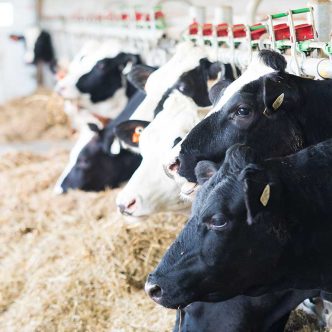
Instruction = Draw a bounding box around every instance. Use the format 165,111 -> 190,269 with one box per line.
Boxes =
132,126 -> 144,144
260,184 -> 270,206
272,93 -> 284,111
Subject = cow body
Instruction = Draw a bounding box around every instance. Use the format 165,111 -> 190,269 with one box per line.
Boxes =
54,91 -> 145,193
146,141 -> 332,309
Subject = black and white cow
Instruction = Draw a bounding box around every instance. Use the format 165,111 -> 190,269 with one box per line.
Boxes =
53,91 -> 145,193
113,42 -> 235,216
146,141 -> 332,309
10,27 -> 56,71
166,51 -> 332,194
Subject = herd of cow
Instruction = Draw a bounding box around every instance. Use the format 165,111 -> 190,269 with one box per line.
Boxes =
19,29 -> 332,331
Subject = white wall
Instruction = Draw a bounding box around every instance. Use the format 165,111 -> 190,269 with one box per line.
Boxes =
0,0 -> 37,104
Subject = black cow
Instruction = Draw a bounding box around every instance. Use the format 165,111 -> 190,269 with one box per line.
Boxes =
54,91 -> 145,193
76,53 -> 141,103
146,141 -> 332,309
172,50 -> 332,183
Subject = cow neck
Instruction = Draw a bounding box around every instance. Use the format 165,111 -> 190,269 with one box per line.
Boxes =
265,155 -> 332,293
295,79 -> 332,145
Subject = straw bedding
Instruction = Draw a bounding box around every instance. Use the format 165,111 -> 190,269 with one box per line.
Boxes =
0,148 -> 185,331
0,93 -> 325,331
0,89 -> 70,142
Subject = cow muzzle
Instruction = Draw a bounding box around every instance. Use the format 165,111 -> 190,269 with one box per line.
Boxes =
145,280 -> 163,304
117,197 -> 138,216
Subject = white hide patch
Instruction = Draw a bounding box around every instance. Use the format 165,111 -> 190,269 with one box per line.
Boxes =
79,86 -> 127,119
23,26 -> 41,64
130,42 -> 210,122
63,100 -> 103,132
116,91 -> 211,216
53,126 -> 95,194
207,54 -> 277,117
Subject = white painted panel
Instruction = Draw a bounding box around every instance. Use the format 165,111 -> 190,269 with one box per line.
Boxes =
0,0 -> 37,105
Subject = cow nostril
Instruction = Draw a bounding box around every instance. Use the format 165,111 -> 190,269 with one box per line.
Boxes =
146,283 -> 163,300
117,199 -> 137,216
169,158 -> 180,173
127,198 -> 136,210
164,158 -> 180,179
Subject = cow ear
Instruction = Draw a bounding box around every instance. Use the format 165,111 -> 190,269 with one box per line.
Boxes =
223,144 -> 259,175
262,73 -> 299,117
208,62 -> 222,80
199,59 -> 222,81
115,120 -> 150,147
240,165 -> 280,225
209,79 -> 232,105
127,65 -> 157,91
195,161 -> 219,185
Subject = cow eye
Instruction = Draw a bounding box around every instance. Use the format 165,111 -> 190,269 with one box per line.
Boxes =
204,214 -> 227,231
236,107 -> 251,117
177,82 -> 190,94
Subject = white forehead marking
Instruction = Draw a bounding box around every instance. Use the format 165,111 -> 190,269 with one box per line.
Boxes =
53,126 -> 95,194
139,91 -> 206,153
207,55 -> 276,117
130,42 -> 209,122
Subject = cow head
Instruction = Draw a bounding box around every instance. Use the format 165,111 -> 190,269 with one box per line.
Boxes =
165,50 -> 293,185
54,41 -> 103,100
54,123 -> 141,193
114,91 -> 203,216
145,144 -> 290,309
10,27 -> 55,70
76,53 -> 141,103
171,69 -> 307,188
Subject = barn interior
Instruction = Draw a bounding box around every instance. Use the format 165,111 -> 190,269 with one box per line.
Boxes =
0,0 -> 331,331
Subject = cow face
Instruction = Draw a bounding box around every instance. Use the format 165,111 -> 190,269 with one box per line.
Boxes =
115,91 -> 202,216
175,70 -> 304,183
54,41 -> 103,100
165,50 -> 288,183
145,144 -> 289,309
54,124 -> 141,193
76,53 -> 140,103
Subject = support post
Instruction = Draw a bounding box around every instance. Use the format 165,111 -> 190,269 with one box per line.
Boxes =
246,0 -> 263,25
308,0 -> 331,41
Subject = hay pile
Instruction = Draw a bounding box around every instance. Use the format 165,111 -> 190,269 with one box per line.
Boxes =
0,89 -> 71,142
0,149 -> 185,331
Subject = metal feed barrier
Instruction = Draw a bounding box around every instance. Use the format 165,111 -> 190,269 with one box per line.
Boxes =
40,1 -> 332,79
